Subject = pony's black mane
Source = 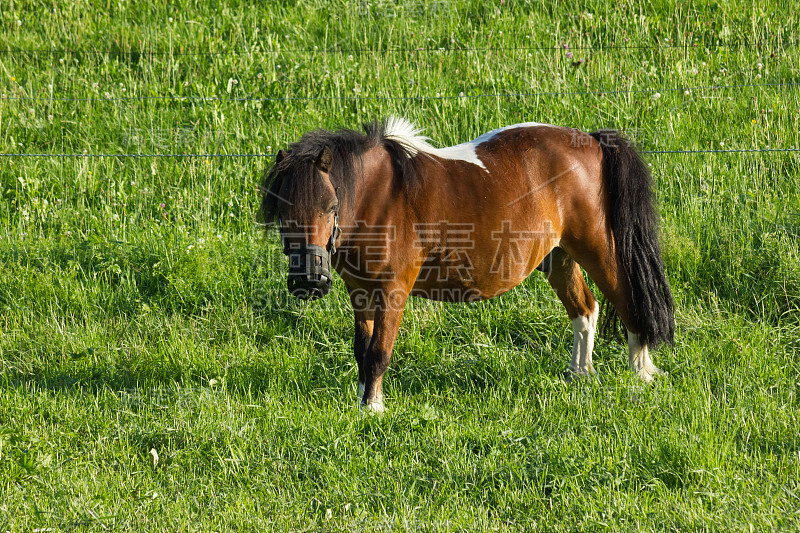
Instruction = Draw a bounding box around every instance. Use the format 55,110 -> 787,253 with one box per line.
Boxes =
260,119 -> 419,224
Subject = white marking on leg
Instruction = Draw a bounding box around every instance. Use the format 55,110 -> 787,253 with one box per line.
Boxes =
356,381 -> 366,409
627,330 -> 664,383
361,400 -> 385,414
358,381 -> 385,413
568,301 -> 599,379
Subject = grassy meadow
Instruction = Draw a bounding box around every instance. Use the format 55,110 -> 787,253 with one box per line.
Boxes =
1,0 -> 800,530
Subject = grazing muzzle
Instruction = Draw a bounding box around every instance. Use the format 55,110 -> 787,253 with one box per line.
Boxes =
282,213 -> 341,301
286,244 -> 333,300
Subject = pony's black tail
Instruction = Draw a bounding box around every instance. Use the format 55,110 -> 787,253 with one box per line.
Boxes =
591,130 -> 675,348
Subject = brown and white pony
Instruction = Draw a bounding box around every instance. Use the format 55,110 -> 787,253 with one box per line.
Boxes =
261,117 -> 674,411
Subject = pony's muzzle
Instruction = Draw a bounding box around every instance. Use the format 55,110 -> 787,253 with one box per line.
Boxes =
286,244 -> 333,300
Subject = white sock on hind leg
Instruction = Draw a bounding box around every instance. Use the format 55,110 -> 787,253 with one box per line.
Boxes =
568,302 -> 599,378
627,330 -> 663,382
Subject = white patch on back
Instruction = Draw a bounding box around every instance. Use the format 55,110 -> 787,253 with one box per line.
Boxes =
432,143 -> 488,170
383,116 -> 554,172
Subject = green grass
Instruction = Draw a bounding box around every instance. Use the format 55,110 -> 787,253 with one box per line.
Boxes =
2,0 -> 800,530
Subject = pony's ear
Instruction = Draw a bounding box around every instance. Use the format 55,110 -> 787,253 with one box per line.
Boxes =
276,149 -> 287,164
315,146 -> 333,173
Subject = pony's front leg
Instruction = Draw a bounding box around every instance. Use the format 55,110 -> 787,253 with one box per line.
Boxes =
349,295 -> 374,406
360,287 -> 409,412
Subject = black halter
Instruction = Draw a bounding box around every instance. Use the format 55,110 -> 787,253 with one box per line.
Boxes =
279,211 -> 341,300
329,213 -> 342,254
279,212 -> 341,256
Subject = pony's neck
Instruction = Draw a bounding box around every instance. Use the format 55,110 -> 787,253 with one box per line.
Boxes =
345,145 -> 403,227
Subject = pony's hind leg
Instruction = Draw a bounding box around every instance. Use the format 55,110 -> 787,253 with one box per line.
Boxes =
559,240 -> 664,383
627,330 -> 664,382
569,128 -> 674,382
538,248 -> 599,380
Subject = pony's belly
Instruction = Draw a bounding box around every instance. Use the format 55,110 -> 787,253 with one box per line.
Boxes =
409,260 -> 532,302
409,237 -> 553,302
410,278 -> 486,302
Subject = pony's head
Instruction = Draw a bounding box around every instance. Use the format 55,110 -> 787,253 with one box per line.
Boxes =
261,146 -> 341,300
260,119 -> 421,300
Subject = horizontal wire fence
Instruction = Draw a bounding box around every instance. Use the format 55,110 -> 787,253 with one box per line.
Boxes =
2,43 -> 798,158
0,39 -> 796,56
2,148 -> 800,158
3,81 -> 798,103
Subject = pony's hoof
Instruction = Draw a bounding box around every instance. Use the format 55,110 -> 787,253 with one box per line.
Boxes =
563,368 -> 599,384
360,400 -> 385,414
636,365 -> 665,383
